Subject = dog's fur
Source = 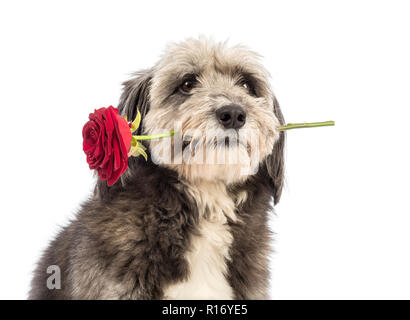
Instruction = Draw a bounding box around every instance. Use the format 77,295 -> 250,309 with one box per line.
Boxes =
29,38 -> 285,300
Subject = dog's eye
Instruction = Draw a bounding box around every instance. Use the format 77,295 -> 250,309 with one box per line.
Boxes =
179,80 -> 195,95
237,78 -> 256,96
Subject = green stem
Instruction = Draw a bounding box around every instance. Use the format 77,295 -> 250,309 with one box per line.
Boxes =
278,121 -> 335,131
131,121 -> 335,141
133,132 -> 175,141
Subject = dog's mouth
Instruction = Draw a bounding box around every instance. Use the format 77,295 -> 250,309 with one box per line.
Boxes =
182,137 -> 192,150
182,135 -> 249,152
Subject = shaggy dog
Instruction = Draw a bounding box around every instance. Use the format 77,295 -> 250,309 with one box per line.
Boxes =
29,38 -> 285,300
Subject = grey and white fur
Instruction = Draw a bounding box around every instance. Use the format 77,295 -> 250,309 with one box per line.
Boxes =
29,37 -> 285,300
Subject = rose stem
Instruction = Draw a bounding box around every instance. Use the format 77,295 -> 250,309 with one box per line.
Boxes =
278,121 -> 335,131
133,132 -> 175,140
133,121 -> 335,140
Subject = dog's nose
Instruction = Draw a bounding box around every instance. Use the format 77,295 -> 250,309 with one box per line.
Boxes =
216,105 -> 246,129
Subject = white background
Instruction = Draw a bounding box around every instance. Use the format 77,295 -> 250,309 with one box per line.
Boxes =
1,0 -> 409,300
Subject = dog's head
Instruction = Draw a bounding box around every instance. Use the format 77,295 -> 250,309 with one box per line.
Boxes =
118,38 -> 285,203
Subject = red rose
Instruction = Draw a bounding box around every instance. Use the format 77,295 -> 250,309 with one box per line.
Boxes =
82,106 -> 132,186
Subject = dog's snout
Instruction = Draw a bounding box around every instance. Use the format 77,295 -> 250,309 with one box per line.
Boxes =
216,105 -> 246,129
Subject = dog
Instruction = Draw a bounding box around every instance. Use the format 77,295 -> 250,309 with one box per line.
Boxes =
29,37 -> 285,299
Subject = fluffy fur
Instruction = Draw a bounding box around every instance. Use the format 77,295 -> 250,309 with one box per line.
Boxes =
29,38 -> 285,300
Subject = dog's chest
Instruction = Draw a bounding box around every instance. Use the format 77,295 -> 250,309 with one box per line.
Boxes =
163,182 -> 239,300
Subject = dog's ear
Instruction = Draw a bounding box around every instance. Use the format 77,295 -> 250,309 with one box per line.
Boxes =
265,96 -> 285,205
118,69 -> 152,134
